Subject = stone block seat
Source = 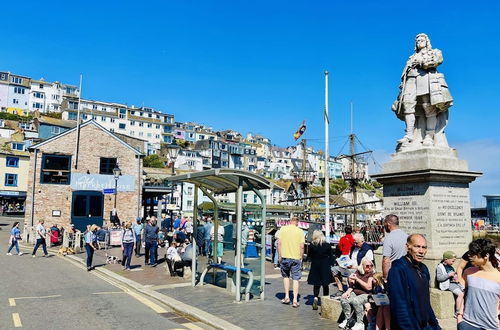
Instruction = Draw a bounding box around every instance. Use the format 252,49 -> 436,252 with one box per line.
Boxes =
321,289 -> 457,330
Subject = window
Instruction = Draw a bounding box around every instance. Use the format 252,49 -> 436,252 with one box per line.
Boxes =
163,125 -> 172,133
19,122 -> 30,129
68,112 -> 77,120
187,200 -> 193,207
11,77 -> 23,84
101,116 -> 106,122
92,104 -> 98,110
41,154 -> 71,184
6,157 -> 19,167
254,195 -> 258,203
187,187 -> 193,195
148,113 -> 152,118
130,111 -> 135,115
69,101 -> 79,110
11,143 -> 24,151
12,99 -> 19,104
39,84 -> 44,89
155,134 -> 160,139
130,120 -> 135,126
119,108 -> 126,114
33,92 -> 44,98
147,133 -> 152,138
140,112 -> 143,116
14,87 -> 25,94
119,114 -> 125,119
110,118 -> 115,123
156,124 -> 160,129
33,103 -> 43,109
156,114 -> 160,119
52,94 -> 60,100
139,122 -> 144,127
243,194 -> 248,203
130,131 -> 135,136
163,136 -> 171,143
99,157 -> 117,174
4,174 -> 17,187
102,107 -> 107,111
139,132 -> 143,137
110,128 -> 114,132
51,126 -> 62,135
147,123 -> 152,128
82,114 -> 88,120
119,123 -> 126,129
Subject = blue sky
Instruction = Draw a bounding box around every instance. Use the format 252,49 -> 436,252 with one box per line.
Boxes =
1,1 -> 499,205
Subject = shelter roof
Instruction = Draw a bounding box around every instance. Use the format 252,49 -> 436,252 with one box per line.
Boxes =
164,168 -> 272,194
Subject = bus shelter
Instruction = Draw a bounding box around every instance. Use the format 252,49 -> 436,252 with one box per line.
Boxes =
164,169 -> 272,302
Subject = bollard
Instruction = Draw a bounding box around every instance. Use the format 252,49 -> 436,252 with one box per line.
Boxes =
22,225 -> 28,242
63,231 -> 69,248
74,232 -> 82,253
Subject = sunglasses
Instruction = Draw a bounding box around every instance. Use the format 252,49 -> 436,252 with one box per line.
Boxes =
365,264 -> 374,268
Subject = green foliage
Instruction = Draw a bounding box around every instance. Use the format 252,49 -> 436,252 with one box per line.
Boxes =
311,178 -> 349,196
143,154 -> 165,168
330,178 -> 349,195
0,112 -> 32,122
43,112 -> 62,119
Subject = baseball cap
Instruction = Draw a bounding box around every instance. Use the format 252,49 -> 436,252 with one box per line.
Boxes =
442,251 -> 456,260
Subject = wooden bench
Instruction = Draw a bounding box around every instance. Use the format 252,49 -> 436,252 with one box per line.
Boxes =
199,263 -> 254,302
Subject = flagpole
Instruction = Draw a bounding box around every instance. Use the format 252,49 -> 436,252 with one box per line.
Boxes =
74,74 -> 83,169
324,71 -> 330,240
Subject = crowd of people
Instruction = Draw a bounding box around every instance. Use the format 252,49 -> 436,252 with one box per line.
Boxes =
276,214 -> 500,330
6,212 -> 499,329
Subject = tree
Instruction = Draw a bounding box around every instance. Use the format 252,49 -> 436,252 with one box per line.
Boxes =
143,154 -> 165,168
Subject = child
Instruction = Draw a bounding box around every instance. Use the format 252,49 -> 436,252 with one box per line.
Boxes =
436,250 -> 464,316
372,272 -> 390,330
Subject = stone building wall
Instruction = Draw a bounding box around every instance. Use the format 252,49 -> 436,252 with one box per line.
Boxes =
24,123 -> 143,230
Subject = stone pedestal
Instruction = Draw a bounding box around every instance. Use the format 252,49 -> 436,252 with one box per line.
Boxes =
372,148 -> 481,262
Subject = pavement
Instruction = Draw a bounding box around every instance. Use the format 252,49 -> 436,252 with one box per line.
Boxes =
4,216 -> 341,329
0,217 -> 213,330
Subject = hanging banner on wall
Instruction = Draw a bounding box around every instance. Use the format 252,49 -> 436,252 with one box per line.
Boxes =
70,173 -> 135,192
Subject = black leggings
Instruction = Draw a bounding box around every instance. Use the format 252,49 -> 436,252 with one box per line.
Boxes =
313,285 -> 329,297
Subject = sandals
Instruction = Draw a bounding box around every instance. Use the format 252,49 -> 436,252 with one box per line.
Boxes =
281,298 -> 291,305
292,302 -> 300,308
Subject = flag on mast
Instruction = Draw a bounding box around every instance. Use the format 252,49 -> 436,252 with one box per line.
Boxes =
293,120 -> 306,140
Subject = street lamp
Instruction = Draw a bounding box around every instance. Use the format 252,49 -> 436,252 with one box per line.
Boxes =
113,164 -> 121,209
167,140 -> 180,227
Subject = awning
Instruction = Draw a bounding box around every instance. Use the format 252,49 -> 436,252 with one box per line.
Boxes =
164,168 -> 272,194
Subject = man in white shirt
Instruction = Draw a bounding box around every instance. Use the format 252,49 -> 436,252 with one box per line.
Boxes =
210,221 -> 225,263
32,219 -> 48,257
349,233 -> 374,268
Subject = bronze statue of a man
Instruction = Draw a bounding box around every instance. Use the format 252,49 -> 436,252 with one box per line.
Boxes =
392,33 -> 453,149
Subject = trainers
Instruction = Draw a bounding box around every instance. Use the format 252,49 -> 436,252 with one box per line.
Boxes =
352,322 -> 364,330
32,255 -> 36,258
6,252 -> 12,256
312,297 -> 318,310
338,319 -> 348,329
18,252 -> 23,256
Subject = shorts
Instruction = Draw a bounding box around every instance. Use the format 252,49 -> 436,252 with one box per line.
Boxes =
280,258 -> 302,280
213,242 -> 224,257
449,282 -> 464,296
331,265 -> 355,277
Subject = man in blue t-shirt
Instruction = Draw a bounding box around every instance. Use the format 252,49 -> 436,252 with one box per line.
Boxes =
173,215 -> 181,231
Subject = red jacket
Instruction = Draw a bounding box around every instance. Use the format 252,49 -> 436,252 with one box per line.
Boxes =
338,234 -> 354,255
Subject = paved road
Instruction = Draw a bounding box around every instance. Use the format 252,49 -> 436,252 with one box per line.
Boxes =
0,216 -> 211,330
